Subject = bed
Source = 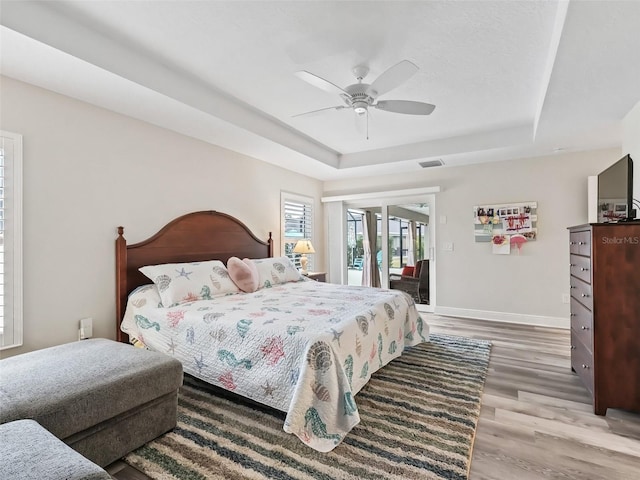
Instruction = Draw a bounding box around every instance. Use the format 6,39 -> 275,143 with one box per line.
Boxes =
115,211 -> 429,452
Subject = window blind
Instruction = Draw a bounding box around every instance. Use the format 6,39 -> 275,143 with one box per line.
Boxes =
0,132 -> 23,349
282,195 -> 313,270
0,143 -> 5,336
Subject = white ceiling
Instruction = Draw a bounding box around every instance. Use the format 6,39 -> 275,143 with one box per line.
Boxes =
1,1 -> 639,181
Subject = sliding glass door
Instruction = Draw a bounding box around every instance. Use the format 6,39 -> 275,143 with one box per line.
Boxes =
324,189 -> 437,311
387,204 -> 430,304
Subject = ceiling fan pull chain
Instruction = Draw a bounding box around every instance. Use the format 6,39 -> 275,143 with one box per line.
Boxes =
367,110 -> 370,140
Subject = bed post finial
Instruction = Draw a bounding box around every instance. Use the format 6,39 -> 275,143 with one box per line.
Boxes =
268,232 -> 274,257
117,226 -> 124,236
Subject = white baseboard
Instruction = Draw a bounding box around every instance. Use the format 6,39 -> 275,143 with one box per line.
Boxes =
415,304 -> 434,314
434,306 -> 569,329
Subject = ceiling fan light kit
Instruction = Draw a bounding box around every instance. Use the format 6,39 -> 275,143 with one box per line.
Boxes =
294,60 -> 436,119
342,84 -> 373,116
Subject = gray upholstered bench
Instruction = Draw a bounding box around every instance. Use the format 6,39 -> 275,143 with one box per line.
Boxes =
0,338 -> 183,467
0,419 -> 111,480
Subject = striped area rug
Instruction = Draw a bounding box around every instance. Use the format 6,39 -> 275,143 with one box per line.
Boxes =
125,334 -> 491,480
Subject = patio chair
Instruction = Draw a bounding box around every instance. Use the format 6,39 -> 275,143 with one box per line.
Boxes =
389,259 -> 429,304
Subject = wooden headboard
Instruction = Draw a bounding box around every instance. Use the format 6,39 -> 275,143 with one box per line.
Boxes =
115,210 -> 273,342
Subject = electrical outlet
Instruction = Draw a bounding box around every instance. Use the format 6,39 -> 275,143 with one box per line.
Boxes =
79,317 -> 93,340
443,242 -> 454,252
562,294 -> 570,304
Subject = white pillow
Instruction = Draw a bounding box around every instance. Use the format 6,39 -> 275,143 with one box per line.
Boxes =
252,256 -> 303,289
139,260 -> 239,306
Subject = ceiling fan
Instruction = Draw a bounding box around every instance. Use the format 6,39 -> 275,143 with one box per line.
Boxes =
293,60 -> 435,118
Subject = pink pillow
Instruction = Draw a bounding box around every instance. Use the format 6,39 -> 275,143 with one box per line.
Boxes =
227,257 -> 259,293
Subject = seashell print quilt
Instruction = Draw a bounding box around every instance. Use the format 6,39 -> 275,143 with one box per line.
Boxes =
121,280 -> 428,452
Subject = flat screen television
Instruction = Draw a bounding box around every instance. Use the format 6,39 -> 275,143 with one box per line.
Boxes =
597,154 -> 635,222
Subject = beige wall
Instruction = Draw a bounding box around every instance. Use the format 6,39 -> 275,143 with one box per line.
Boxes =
324,149 -> 620,327
1,73 -> 628,355
0,77 -> 324,357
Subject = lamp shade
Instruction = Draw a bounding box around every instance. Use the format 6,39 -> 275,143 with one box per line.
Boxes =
293,239 -> 315,254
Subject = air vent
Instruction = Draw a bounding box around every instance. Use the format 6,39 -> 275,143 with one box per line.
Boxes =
418,159 -> 443,168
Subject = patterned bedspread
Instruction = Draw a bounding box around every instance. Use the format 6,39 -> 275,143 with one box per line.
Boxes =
121,280 -> 428,452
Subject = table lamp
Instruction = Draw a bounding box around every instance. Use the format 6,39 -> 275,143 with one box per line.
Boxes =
293,239 -> 315,275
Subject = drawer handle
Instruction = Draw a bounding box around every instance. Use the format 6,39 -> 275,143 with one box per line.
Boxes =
581,326 -> 590,330
578,241 -> 586,245
570,345 -> 576,350
570,263 -> 576,267
570,241 -> 576,245
580,267 -> 589,272
581,293 -> 589,298
570,313 -> 576,317
570,286 -> 576,289
582,364 -> 590,369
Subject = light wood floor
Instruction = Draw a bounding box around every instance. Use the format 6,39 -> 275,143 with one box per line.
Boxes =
107,315 -> 640,479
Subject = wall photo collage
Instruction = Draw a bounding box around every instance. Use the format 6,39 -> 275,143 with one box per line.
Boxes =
473,202 -> 538,255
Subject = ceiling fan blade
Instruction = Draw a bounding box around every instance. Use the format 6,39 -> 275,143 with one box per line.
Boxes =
374,100 -> 435,115
295,71 -> 348,96
366,60 -> 419,98
292,105 -> 347,118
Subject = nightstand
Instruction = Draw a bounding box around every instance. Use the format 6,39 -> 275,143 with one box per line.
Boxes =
305,272 -> 326,282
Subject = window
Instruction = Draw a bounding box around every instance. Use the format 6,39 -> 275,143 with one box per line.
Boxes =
281,192 -> 314,270
0,132 -> 23,350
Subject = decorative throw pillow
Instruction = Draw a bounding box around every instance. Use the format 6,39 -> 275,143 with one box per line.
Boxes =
139,260 -> 239,306
227,257 -> 259,293
252,256 -> 303,289
401,265 -> 415,277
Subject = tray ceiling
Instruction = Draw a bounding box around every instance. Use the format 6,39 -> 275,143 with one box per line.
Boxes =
1,1 -> 639,180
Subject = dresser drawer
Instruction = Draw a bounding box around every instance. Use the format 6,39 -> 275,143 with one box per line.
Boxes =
570,254 -> 592,284
570,298 -> 593,351
570,276 -> 593,310
569,230 -> 591,256
571,331 -> 594,396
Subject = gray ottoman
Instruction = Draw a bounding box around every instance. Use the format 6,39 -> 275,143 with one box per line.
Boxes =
0,338 -> 183,467
0,419 -> 111,480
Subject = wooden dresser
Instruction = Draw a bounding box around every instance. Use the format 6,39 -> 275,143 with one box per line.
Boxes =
568,222 -> 640,415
